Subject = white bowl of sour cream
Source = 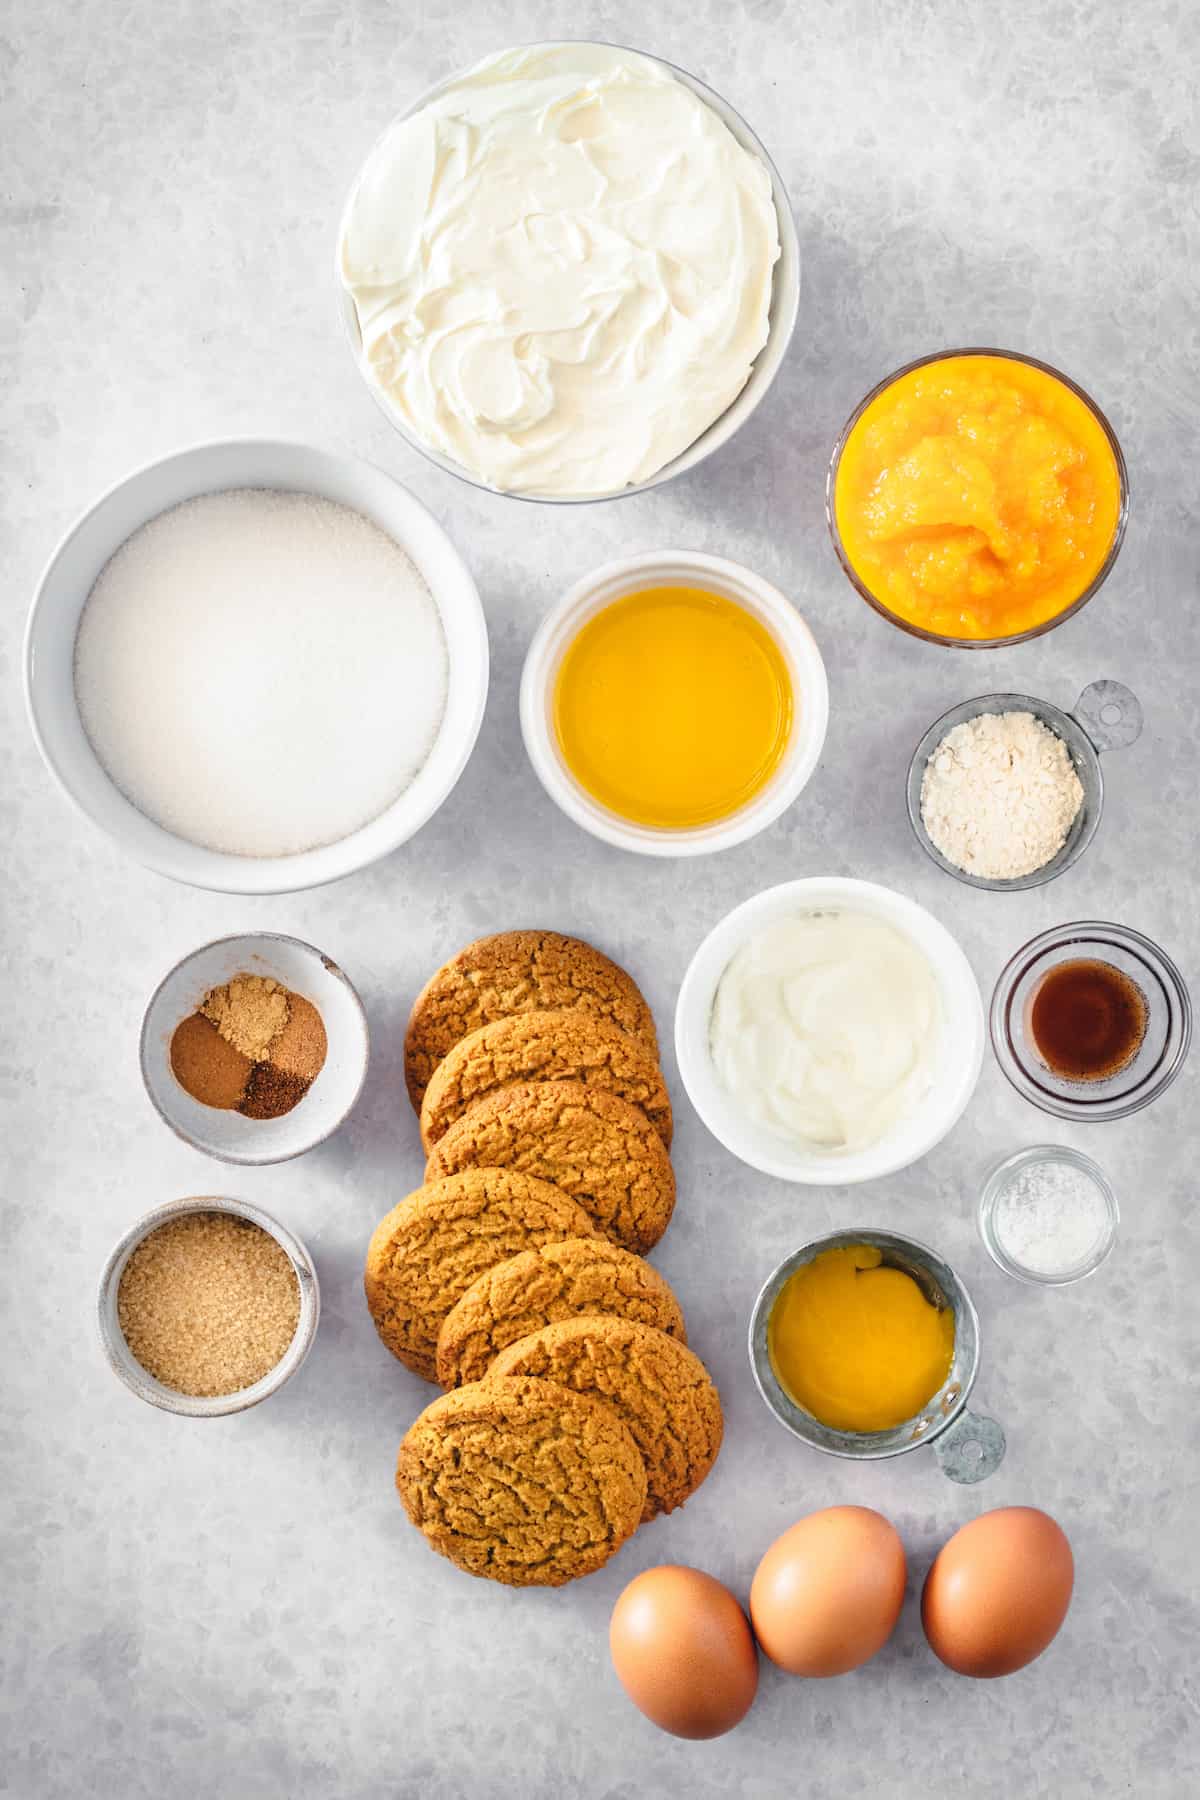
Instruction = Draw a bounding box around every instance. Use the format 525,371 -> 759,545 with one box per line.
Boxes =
336,41 -> 800,502
675,879 -> 985,1185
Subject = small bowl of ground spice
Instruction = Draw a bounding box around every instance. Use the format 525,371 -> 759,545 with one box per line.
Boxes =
98,1196 -> 319,1416
140,933 -> 369,1164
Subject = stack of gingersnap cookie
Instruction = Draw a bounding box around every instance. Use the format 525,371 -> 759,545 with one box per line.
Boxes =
364,930 -> 723,1588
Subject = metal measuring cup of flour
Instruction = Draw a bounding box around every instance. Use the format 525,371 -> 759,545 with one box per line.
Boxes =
749,1229 -> 1006,1483
906,680 -> 1143,891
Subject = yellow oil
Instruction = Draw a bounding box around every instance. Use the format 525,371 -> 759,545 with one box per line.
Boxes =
552,585 -> 794,829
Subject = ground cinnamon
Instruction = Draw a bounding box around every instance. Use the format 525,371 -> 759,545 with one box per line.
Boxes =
170,1012 -> 253,1109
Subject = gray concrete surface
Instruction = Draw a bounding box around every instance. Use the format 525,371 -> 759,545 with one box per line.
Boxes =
2,2 -> 1197,1795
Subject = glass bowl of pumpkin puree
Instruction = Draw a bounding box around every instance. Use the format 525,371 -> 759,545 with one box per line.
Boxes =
826,349 -> 1128,647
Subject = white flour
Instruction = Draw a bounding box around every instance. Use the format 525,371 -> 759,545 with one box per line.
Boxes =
920,710 -> 1083,880
74,489 -> 448,856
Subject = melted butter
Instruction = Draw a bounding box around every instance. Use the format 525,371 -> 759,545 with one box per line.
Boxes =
553,585 -> 793,829
769,1245 -> 955,1433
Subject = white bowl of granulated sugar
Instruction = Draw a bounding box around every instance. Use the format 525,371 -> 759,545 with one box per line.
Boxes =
24,440 -> 489,893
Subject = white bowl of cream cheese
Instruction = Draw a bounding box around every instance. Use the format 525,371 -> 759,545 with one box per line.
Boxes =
336,42 -> 800,502
675,879 -> 985,1184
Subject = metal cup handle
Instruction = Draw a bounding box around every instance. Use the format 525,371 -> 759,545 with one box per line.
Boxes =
1072,679 -> 1143,754
933,1408 -> 1006,1483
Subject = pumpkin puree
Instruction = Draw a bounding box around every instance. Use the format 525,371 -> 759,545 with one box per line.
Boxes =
833,353 -> 1122,641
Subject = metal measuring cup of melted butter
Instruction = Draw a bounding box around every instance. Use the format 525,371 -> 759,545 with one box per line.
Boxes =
749,1229 -> 1006,1483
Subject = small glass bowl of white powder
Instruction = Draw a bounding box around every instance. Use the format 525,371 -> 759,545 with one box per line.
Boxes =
906,682 -> 1142,890
978,1145 -> 1118,1285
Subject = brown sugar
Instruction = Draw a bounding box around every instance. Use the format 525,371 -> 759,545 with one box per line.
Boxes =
117,1211 -> 300,1397
169,1011 -> 252,1109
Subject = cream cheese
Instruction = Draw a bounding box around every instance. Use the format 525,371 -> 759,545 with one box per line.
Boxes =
338,44 -> 780,497
710,912 -> 943,1153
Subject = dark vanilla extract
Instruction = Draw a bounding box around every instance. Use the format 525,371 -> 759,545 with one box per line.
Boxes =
1029,958 -> 1147,1082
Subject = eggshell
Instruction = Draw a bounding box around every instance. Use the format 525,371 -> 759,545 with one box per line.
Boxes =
749,1505 -> 906,1677
921,1506 -> 1074,1678
609,1565 -> 759,1739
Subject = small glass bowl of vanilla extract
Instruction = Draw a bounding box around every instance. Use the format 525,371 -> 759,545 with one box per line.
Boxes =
990,922 -> 1191,1121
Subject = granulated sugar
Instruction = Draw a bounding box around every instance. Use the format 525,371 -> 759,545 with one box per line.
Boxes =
74,489 -> 448,856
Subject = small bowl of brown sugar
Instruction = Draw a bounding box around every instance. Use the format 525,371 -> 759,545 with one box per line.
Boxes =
98,1196 -> 320,1416
140,933 -> 369,1164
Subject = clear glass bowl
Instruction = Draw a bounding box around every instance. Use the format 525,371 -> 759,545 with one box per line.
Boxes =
906,681 -> 1143,890
990,921 -> 1191,1121
979,1145 -> 1118,1286
825,347 -> 1130,648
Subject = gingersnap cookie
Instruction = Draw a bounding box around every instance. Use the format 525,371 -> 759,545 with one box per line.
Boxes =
489,1317 -> 723,1520
420,1009 -> 672,1152
404,930 -> 658,1112
363,1170 -> 597,1381
436,1236 -> 688,1389
396,1374 -> 647,1587
425,1081 -> 675,1255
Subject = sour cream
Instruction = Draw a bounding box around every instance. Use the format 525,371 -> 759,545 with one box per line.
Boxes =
710,912 -> 943,1153
338,43 -> 780,497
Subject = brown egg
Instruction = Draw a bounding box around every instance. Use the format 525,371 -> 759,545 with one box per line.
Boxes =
922,1506 -> 1074,1678
750,1506 -> 906,1676
609,1565 -> 759,1738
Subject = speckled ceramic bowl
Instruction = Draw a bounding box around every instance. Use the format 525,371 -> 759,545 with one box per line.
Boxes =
97,1195 -> 320,1417
140,933 -> 369,1165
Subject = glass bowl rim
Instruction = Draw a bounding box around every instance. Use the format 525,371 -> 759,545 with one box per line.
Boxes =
989,919 -> 1192,1121
978,1143 -> 1119,1286
905,689 -> 1103,890
824,345 -> 1130,649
